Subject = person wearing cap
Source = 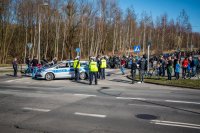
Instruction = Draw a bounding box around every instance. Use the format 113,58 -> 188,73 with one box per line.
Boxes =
73,56 -> 80,81
89,57 -> 98,85
100,56 -> 107,80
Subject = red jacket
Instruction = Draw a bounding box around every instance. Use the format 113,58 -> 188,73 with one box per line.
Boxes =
182,59 -> 189,68
121,59 -> 126,66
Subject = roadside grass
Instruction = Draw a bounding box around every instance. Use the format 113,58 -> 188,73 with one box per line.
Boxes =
144,77 -> 200,89
127,75 -> 200,89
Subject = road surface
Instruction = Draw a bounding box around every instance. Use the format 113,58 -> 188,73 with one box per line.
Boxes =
0,69 -> 199,133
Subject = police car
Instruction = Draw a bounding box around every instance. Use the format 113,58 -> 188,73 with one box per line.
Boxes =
35,60 -> 89,81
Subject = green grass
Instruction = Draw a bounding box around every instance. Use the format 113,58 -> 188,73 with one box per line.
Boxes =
144,77 -> 200,89
127,75 -> 200,89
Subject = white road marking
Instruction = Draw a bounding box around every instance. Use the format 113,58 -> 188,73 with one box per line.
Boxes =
151,120 -> 200,129
23,107 -> 50,112
116,97 -> 200,105
74,94 -> 96,97
74,112 -> 106,118
116,97 -> 146,101
165,100 -> 200,105
128,104 -> 166,108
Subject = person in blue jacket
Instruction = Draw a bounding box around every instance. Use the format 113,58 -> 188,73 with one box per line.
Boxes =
175,60 -> 181,80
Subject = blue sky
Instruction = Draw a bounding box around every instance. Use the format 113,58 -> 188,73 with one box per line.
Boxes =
118,0 -> 200,32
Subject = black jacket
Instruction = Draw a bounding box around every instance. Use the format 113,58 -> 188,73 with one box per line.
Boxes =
31,59 -> 38,67
12,61 -> 17,69
131,62 -> 137,71
139,58 -> 147,70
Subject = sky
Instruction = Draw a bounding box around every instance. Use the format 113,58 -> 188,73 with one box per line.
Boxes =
118,0 -> 200,33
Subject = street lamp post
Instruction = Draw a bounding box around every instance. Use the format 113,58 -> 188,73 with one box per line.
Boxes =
147,41 -> 151,72
38,2 -> 48,64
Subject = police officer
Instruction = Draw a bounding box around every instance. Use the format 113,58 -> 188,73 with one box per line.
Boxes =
100,56 -> 107,80
73,56 -> 80,81
89,57 -> 98,85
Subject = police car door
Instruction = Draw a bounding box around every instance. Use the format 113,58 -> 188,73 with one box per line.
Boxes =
54,62 -> 68,78
68,61 -> 75,78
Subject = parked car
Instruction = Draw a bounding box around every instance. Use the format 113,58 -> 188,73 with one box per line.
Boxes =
35,60 -> 89,81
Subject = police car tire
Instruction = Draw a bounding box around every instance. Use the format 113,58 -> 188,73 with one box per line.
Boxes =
80,72 -> 87,80
45,73 -> 54,81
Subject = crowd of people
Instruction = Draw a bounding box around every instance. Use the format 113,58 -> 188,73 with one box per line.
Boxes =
12,56 -> 58,78
11,50 -> 200,85
106,52 -> 200,82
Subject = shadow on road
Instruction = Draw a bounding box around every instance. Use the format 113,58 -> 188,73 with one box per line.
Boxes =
109,79 -> 132,84
97,87 -> 122,97
138,99 -> 200,115
70,80 -> 89,85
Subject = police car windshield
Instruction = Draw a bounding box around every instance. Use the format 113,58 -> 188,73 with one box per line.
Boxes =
50,62 -> 62,68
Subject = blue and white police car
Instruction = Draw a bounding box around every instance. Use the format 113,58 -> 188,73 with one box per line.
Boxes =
35,60 -> 89,81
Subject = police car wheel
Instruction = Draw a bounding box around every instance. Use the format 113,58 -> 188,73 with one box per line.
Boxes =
80,72 -> 87,80
45,73 -> 54,81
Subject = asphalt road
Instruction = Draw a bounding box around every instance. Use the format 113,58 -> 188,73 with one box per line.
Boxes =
0,70 -> 200,133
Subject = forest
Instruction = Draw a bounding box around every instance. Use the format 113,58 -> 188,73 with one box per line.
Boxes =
0,0 -> 200,64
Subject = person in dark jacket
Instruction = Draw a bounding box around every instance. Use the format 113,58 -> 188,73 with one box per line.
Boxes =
138,54 -> 147,83
31,56 -> 38,78
196,56 -> 200,75
131,58 -> 137,84
167,56 -> 173,80
173,56 -> 178,76
25,56 -> 31,74
160,56 -> 165,77
12,58 -> 18,77
96,55 -> 101,79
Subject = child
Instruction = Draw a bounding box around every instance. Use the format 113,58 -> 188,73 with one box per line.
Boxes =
175,60 -> 181,80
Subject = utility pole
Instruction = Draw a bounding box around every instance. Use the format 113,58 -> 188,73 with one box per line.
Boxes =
38,2 -> 48,64
147,41 -> 151,72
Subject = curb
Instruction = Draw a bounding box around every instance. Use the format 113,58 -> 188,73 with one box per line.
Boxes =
126,75 -> 200,90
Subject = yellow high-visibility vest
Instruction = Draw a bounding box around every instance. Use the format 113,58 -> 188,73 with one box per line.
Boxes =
73,59 -> 80,69
100,59 -> 107,68
89,61 -> 98,72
